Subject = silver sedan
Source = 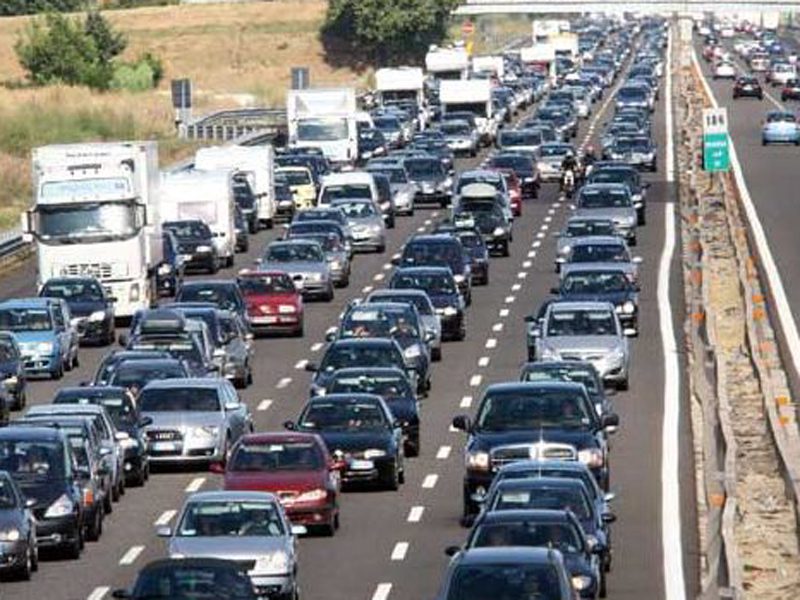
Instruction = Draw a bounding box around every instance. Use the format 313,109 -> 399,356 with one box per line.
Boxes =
331,198 -> 387,253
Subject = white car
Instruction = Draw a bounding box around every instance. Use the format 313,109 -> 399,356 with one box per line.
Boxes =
713,61 -> 736,79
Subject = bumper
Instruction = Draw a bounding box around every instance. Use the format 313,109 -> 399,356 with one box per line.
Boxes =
350,233 -> 385,251
146,438 -> 224,464
250,573 -> 294,599
183,253 -> 216,271
249,313 -> 303,333
36,514 -> 80,549
342,456 -> 395,484
21,354 -> 60,375
0,540 -> 29,570
284,501 -> 336,527
415,189 -> 450,204
471,261 -> 489,283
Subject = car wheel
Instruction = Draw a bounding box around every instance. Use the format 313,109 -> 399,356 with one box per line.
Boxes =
51,363 -> 63,381
320,517 -> 336,537
502,242 -> 510,257
106,488 -> 115,512
14,542 -> 33,580
376,243 -> 386,254
247,368 -> 254,386
388,217 -> 396,229
14,390 -> 26,411
616,378 -> 629,392
65,533 -> 81,560
431,347 -> 442,362
30,539 -> 38,572
131,466 -> 147,487
383,463 -> 400,491
86,506 -> 103,542
600,572 -> 608,598
762,138 -> 768,146
64,354 -> 73,372
323,286 -> 334,302
293,323 -> 305,338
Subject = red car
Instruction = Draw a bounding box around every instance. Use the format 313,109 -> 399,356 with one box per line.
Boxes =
493,168 -> 523,217
237,270 -> 304,336
214,432 -> 343,535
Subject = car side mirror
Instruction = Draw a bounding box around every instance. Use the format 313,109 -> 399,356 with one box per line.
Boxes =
325,328 -> 337,342
283,420 -> 296,431
24,497 -> 36,509
304,362 -> 319,372
156,526 -> 172,538
600,413 -> 620,430
451,415 -> 471,432
604,492 -> 617,503
209,461 -> 225,474
139,416 -> 153,427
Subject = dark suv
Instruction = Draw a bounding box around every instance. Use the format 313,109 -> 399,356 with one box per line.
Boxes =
396,234 -> 472,305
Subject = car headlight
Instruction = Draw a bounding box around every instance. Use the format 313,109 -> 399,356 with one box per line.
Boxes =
196,245 -> 212,253
88,310 -> 106,322
453,274 -> 465,284
363,449 -> 387,459
493,226 -> 506,237
369,223 -> 383,233
404,345 -> 421,359
44,494 -> 73,518
443,306 -> 458,317
157,263 -> 173,276
255,552 -> 290,574
0,528 -> 20,542
296,488 -> 327,503
561,244 -> 571,255
307,273 -> 322,282
279,304 -> 297,314
191,425 -> 220,438
578,448 -> 604,468
622,300 -> 635,314
466,450 -> 490,471
36,341 -> 54,354
571,575 -> 593,591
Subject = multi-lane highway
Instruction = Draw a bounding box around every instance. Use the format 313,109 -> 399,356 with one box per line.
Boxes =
0,28 -> 698,600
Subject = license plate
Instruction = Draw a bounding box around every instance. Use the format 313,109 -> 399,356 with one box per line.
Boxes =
181,254 -> 193,261
151,441 -> 177,451
350,459 -> 374,470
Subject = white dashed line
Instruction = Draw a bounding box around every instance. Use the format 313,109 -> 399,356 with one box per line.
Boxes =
362,285 -> 374,294
87,587 -> 110,600
276,377 -> 292,389
119,546 -> 145,566
511,283 -> 522,291
485,338 -> 497,349
536,232 -> 545,239
432,211 -> 440,217
436,445 -> 451,459
551,202 -> 560,208
373,273 -> 385,282
372,583 -> 393,600
154,510 -> 177,526
527,250 -> 537,258
505,296 -> 515,304
424,219 -> 432,226
460,395 -> 473,407
407,506 -> 425,522
548,208 -> 556,215
310,342 -> 324,352
492,322 -> 504,332
469,374 -> 483,387
541,223 -> 549,231
517,272 -> 528,279
294,359 -> 309,370
383,263 -> 392,271
416,226 -> 425,232
185,477 -> 205,493
391,541 -> 410,561
422,474 -> 439,489
499,308 -> 510,318
478,356 -> 490,367
522,261 -> 532,268
257,399 -> 273,411
532,241 -> 541,248
544,216 -> 553,223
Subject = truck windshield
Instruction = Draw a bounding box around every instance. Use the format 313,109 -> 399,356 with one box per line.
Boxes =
446,102 -> 488,118
36,201 -> 139,243
297,118 -> 348,141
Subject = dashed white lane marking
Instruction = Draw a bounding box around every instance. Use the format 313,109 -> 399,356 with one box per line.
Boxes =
517,272 -> 528,279
257,399 -> 273,411
478,356 -> 490,367
362,285 -> 374,294
185,477 -> 205,493
448,424 -> 459,432
544,216 -> 553,223
528,251 -> 537,258
391,542 -> 410,561
522,260 -> 532,268
372,583 -> 393,600
294,359 -> 309,370
436,445 -> 451,459
540,223 -> 549,231
432,211 -> 440,217
505,296 -> 515,304
383,263 -> 392,271
499,308 -> 510,318
485,338 -> 497,349
511,283 -> 522,292
373,273 -> 385,282
154,510 -> 177,526
532,240 -> 541,248
460,395 -> 473,407
548,208 -> 556,215
276,377 -> 292,389
407,506 -> 425,522
422,474 -> 439,488
551,201 -> 560,208
119,546 -> 145,566
87,587 -> 110,600
416,226 -> 425,232
310,342 -> 324,352
492,322 -> 504,332
469,374 -> 483,387
536,232 -> 546,239
424,219 -> 432,226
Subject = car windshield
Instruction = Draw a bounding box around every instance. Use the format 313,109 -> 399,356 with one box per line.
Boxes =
238,274 -> 296,295
562,271 -> 630,294
331,373 -> 413,399
441,122 -> 472,135
41,280 -> 104,302
265,243 -> 324,263
404,159 -> 442,178
767,112 -> 796,123
345,307 -> 419,339
54,391 -> 137,427
500,131 -> 542,146
178,287 -> 238,312
230,441 -> 324,472
340,311 -> 392,339
320,345 -> 399,371
368,294 -> 432,315
322,184 -> 372,201
402,242 -> 461,271
0,308 -> 52,332
296,210 -> 344,224
521,367 -> 600,395
165,221 -> 211,240
0,440 -> 65,480
333,201 -> 377,219
392,272 -> 455,295
618,87 -> 647,100
491,486 -> 591,520
476,389 -> 593,432
458,233 -> 483,250
132,564 -> 255,600
177,501 -> 284,538
570,244 -> 629,263
446,563 -> 562,600
139,387 -> 220,412
589,170 -> 636,188
472,522 -> 582,554
546,309 -> 618,336
279,169 -> 312,186
489,155 -> 530,170
109,362 -> 186,389
579,189 -> 631,209
565,220 -> 616,237
368,168 -> 408,184
300,399 -> 387,432
457,176 -> 502,192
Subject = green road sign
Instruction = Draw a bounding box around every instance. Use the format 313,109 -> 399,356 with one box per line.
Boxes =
703,132 -> 730,172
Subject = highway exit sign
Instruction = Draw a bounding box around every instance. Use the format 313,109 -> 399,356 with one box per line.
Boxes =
702,108 -> 730,172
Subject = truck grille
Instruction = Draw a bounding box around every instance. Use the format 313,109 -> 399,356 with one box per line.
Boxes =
60,262 -> 113,280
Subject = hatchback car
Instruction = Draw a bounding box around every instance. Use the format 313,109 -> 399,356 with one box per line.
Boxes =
762,110 -> 800,145
389,267 -> 466,342
39,277 -> 116,346
0,470 -> 38,580
404,156 -> 453,207
396,234 -> 472,304
175,281 -> 248,323
733,75 -> 763,99
561,236 -> 642,286
574,184 -> 637,246
163,220 -> 219,274
237,271 -> 304,337
330,198 -> 386,254
365,288 -> 442,361
0,332 -> 26,410
258,240 -> 334,301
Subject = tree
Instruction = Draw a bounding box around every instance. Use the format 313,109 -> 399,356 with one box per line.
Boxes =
0,0 -> 85,16
84,10 -> 126,63
322,0 -> 461,64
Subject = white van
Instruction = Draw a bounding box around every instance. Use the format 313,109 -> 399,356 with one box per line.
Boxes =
318,171 -> 379,207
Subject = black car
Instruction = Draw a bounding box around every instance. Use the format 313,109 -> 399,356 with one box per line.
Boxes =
410,139 -> 455,174
358,127 -> 388,162
326,367 -> 420,457
175,281 -> 248,324
157,230 -> 185,298
39,277 -> 115,346
0,427 -> 85,559
233,205 -> 250,253
286,393 -> 404,490
519,361 -> 613,423
484,152 -> 539,199
53,386 -> 151,487
163,220 -> 218,275
403,156 -> 452,207
0,332 -> 26,410
452,382 -> 619,518
232,175 -> 259,233
434,224 -> 490,286
389,267 -> 465,341
274,173 -> 296,222
0,470 -> 38,579
395,235 -> 472,304
305,338 -> 410,397
112,558 -> 258,600
733,75 -> 764,100
553,267 -> 640,334
93,350 -> 173,386
462,509 -> 603,598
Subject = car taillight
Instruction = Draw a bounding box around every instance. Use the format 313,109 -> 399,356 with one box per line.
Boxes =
83,488 -> 94,506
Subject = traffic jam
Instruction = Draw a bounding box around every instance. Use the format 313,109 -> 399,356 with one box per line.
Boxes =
0,14 -> 667,600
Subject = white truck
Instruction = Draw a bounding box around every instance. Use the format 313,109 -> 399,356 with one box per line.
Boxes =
23,141 -> 162,318
194,145 -> 277,229
425,46 -> 469,81
471,55 -> 505,80
286,88 -> 359,168
160,170 -> 237,268
375,67 -> 427,128
439,79 -> 496,145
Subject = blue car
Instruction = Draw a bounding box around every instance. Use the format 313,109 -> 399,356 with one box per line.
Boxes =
0,298 -> 78,380
762,111 -> 800,145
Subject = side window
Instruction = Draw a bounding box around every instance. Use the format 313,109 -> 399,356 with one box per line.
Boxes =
51,305 -> 65,329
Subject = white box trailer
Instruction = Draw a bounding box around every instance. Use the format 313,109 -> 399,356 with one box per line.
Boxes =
439,79 -> 496,144
375,66 -> 427,128
160,169 -> 237,267
425,46 -> 469,80
24,141 -> 162,317
286,88 -> 359,167
471,55 -> 505,80
194,145 -> 277,229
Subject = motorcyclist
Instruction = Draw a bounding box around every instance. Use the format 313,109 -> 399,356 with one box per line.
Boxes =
560,150 -> 578,193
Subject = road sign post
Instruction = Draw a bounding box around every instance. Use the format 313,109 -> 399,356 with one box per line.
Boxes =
702,108 -> 730,173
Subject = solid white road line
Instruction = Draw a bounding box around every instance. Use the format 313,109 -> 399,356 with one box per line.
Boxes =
119,545 -> 145,566
391,542 -> 409,561
662,29 -> 687,600
185,477 -> 205,493
422,474 -> 439,489
460,395 -> 473,407
407,506 -> 424,522
87,587 -> 110,600
372,583 -> 393,600
154,510 -> 176,526
436,446 -> 451,459
257,399 -> 273,411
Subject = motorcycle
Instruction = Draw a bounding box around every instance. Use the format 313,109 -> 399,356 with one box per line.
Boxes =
560,168 -> 576,198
